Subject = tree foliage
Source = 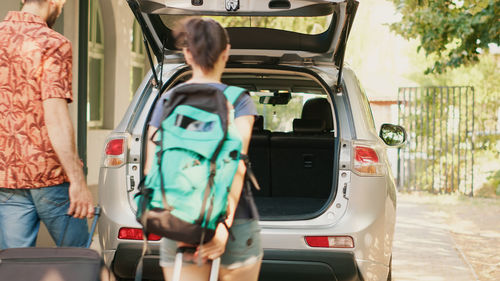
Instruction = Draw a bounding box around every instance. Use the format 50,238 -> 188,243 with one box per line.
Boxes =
389,0 -> 500,74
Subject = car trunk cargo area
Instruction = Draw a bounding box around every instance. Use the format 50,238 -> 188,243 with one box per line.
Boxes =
146,68 -> 339,220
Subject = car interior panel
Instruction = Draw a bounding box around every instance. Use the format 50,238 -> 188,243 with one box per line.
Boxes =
269,98 -> 334,199
248,115 -> 272,197
246,93 -> 336,216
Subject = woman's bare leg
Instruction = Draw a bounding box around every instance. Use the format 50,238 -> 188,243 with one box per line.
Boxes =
162,264 -> 211,281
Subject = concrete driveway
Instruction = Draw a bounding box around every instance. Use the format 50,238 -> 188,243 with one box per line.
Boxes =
392,194 -> 478,281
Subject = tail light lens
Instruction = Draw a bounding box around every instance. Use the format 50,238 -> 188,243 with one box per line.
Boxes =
305,236 -> 354,248
118,227 -> 161,241
103,138 -> 126,167
353,145 -> 385,176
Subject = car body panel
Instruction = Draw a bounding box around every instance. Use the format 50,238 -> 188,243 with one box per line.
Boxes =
260,250 -> 361,281
342,67 -> 379,139
127,0 -> 358,68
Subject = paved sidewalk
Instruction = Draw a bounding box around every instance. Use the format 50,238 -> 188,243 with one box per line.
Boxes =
392,195 -> 478,281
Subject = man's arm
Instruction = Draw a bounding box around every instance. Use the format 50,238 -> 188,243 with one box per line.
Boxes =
43,98 -> 94,219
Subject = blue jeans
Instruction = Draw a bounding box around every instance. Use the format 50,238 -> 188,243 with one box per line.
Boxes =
0,183 -> 89,249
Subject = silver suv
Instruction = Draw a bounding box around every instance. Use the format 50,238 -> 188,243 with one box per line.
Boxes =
98,1 -> 406,280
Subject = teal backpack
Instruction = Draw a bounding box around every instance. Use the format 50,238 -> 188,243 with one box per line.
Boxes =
135,83 -> 254,245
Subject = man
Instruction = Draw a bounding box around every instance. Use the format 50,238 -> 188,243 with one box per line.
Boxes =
0,0 -> 94,249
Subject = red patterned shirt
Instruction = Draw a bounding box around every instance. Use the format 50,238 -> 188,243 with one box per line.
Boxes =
0,11 -> 72,188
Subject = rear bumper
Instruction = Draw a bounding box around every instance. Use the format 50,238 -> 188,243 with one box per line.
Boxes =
261,249 -> 361,281
259,250 -> 362,281
112,244 -> 162,280
111,244 -> 361,281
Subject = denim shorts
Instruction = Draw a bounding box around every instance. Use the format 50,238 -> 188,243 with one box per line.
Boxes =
0,183 -> 89,249
159,219 -> 263,269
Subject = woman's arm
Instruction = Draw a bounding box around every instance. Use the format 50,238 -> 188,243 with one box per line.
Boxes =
200,114 -> 255,260
224,115 -> 254,227
144,126 -> 158,175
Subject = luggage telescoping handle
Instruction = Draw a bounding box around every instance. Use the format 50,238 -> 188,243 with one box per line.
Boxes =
86,206 -> 101,248
59,206 -> 101,248
172,247 -> 221,281
210,257 -> 221,281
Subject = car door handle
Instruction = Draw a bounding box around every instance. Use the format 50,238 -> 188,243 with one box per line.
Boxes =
127,175 -> 136,192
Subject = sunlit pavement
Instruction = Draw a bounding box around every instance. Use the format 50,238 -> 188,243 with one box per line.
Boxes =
392,194 -> 478,281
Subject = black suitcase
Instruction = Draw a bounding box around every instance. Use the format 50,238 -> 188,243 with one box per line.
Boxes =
0,207 -> 105,281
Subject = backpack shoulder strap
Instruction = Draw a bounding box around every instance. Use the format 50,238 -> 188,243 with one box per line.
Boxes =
223,86 -> 248,106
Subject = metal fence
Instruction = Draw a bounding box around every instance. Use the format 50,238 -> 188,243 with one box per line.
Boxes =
397,86 -> 476,195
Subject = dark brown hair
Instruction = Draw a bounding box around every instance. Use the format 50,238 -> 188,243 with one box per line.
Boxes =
174,17 -> 229,72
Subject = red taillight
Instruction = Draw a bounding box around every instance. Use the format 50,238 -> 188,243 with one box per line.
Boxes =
305,236 -> 330,247
118,228 -> 161,241
354,146 -> 379,163
353,145 -> 384,176
105,139 -> 124,156
103,138 -> 126,167
305,236 -> 354,248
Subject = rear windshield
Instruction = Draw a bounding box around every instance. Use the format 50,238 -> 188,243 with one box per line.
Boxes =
251,91 -> 328,132
160,15 -> 333,35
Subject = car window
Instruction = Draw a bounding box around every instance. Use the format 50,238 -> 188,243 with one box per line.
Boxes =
250,91 -> 327,132
352,74 -> 376,130
161,15 -> 333,35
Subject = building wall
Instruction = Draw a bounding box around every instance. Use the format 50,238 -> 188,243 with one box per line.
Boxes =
0,1 -> 20,19
63,1 -> 80,134
87,0 -> 136,185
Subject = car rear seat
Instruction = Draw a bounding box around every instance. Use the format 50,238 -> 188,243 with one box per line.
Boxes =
248,116 -> 271,197
270,98 -> 335,198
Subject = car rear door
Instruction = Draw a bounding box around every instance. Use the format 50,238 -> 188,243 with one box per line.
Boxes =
127,0 -> 358,70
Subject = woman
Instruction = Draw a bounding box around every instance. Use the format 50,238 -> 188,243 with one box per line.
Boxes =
144,18 -> 262,281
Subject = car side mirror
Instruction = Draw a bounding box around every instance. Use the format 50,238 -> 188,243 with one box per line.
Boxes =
379,123 -> 407,147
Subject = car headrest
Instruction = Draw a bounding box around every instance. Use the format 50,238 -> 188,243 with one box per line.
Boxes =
293,119 -> 326,134
301,98 -> 333,131
253,115 -> 264,131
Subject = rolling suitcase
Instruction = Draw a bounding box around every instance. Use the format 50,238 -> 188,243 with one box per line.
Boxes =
172,247 -> 220,281
0,207 -> 104,281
